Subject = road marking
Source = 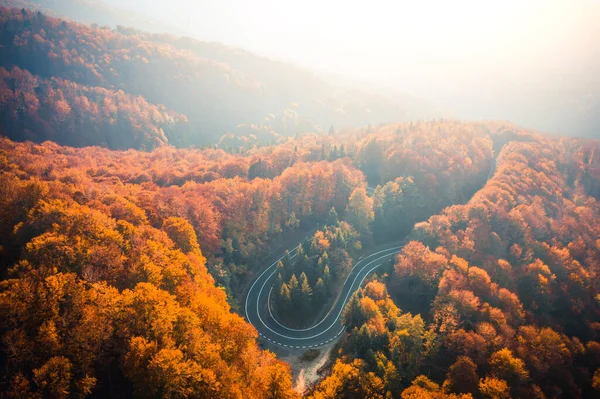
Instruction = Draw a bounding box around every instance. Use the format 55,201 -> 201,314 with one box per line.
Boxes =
250,152 -> 498,349
247,231 -> 407,347
267,246 -> 403,332
256,247 -> 402,340
255,250 -> 400,341
245,234 -> 315,323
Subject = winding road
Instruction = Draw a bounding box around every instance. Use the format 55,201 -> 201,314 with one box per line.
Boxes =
245,149 -> 500,349
244,241 -> 403,348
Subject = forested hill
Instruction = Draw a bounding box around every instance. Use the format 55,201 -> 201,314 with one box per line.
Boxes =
0,6 -> 434,150
309,125 -> 600,398
1,119 -> 599,397
1,4 -> 600,399
0,0 -> 189,35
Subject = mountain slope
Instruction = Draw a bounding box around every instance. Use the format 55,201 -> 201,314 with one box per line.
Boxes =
0,137 -> 302,398
0,6 -> 435,149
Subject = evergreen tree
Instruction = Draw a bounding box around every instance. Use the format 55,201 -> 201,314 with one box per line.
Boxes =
248,158 -> 272,180
276,260 -> 285,280
317,255 -> 325,273
355,327 -> 372,357
300,272 -> 311,295
288,273 -> 299,289
327,207 -> 339,226
299,272 -> 312,316
320,251 -> 329,266
328,125 -> 336,136
278,282 -> 292,315
331,145 -> 339,160
313,278 -> 327,308
288,274 -> 300,311
343,293 -> 366,331
323,264 -> 331,289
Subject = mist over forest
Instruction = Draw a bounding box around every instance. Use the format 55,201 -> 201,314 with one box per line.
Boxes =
5,0 -> 599,139
0,1 -> 599,398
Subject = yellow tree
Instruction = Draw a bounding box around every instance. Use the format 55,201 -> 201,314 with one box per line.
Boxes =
345,187 -> 374,238
478,377 -> 510,399
162,216 -> 201,254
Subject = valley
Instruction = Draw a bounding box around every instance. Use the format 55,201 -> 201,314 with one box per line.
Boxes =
0,3 -> 599,398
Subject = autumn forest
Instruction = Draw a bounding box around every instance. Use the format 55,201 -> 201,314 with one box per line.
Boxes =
0,3 -> 599,399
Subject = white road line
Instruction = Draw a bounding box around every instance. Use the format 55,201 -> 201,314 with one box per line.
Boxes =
248,231 -> 406,348
265,246 -> 403,332
245,232 -> 316,324
254,251 -> 399,340
255,148 -> 499,347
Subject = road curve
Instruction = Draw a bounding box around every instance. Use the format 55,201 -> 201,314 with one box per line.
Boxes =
245,144 -> 501,349
244,242 -> 403,349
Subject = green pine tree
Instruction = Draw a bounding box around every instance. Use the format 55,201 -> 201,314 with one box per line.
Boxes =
276,260 -> 285,280
342,293 -> 366,331
323,264 -> 331,289
327,207 -> 339,226
278,282 -> 292,316
313,278 -> 327,309
299,272 -> 312,317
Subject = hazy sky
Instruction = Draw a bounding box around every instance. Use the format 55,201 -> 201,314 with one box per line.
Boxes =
108,1 -> 599,75
105,0 -> 600,134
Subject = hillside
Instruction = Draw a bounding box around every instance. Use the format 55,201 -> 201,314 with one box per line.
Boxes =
1,4 -> 600,398
0,6 -> 435,150
0,66 -> 188,149
309,126 -> 600,398
1,120 -> 599,397
0,0 -> 188,34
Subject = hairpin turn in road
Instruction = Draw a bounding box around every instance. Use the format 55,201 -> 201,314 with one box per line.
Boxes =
244,242 -> 403,349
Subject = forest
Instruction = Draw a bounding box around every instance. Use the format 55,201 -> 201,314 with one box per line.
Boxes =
0,6 -> 434,150
1,118 -> 599,398
311,131 -> 600,398
1,4 -> 600,399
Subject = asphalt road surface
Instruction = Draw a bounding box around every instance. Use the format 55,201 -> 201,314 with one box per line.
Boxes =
244,241 -> 403,349
245,148 -> 500,349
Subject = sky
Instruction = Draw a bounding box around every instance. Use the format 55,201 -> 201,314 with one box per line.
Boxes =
105,0 -> 600,135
